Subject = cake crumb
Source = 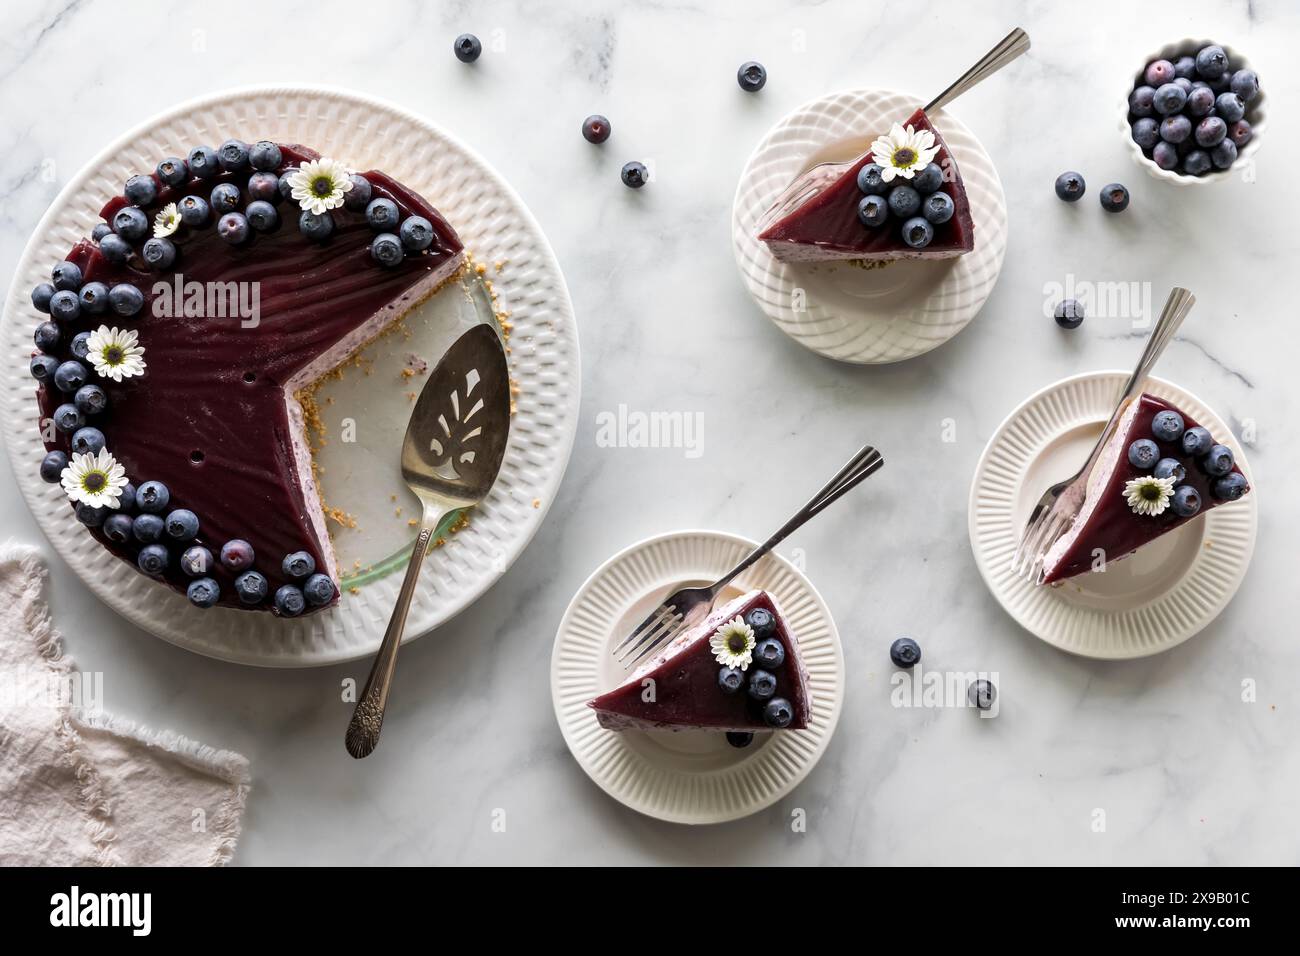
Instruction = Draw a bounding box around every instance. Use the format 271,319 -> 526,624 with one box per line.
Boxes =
394,507 -> 402,517
348,586 -> 360,595
325,506 -> 358,529
408,518 -> 418,527
532,498 -> 541,509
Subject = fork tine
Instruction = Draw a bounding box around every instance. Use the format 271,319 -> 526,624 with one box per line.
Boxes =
1030,512 -> 1071,581
617,604 -> 679,663
612,599 -> 675,655
1011,505 -> 1047,575
620,609 -> 683,667
1014,504 -> 1058,578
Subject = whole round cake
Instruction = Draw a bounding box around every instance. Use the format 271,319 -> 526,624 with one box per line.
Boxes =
27,139 -> 466,615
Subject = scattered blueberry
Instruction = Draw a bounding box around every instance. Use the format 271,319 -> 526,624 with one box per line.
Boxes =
1182,150 -> 1212,176
49,290 -> 81,322
912,162 -> 944,194
371,233 -> 404,267
856,163 -> 887,196
217,139 -> 250,172
1184,85 -> 1216,117
303,573 -> 335,607
1195,45 -> 1228,79
274,584 -> 306,617
91,222 -> 112,243
245,200 -> 279,232
887,185 -> 920,218
1151,409 -> 1185,442
282,550 -> 316,579
1152,83 -> 1187,115
1099,183 -> 1129,213
164,508 -> 200,541
1171,485 -> 1202,517
737,61 -> 767,92
31,282 -> 55,313
142,237 -> 176,270
1153,458 -> 1186,484
40,450 -> 67,483
247,171 -> 281,204
1128,438 -> 1160,469
753,638 -> 785,669
1159,114 -> 1192,144
582,115 -> 611,144
70,426 -> 105,455
108,283 -> 144,316
210,182 -> 241,214
178,195 -> 210,227
718,666 -> 744,694
34,321 -> 60,351
249,140 -> 283,171
1210,139 -> 1238,170
187,578 -> 220,608
112,206 -> 149,241
1230,69 -> 1259,103
219,539 -> 255,571
762,698 -> 793,728
747,669 -> 777,701
124,174 -> 157,206
179,545 -> 214,576
234,571 -> 269,605
1181,426 -> 1213,456
53,360 -> 88,393
1054,298 -> 1084,329
132,513 -> 165,544
188,145 -> 220,179
52,403 -> 83,433
137,543 -> 169,576
78,281 -> 109,314
901,216 -> 934,249
1202,443 -> 1235,476
967,679 -> 997,711
76,502 -> 109,528
364,197 -> 400,230
103,513 -> 134,543
99,233 -> 131,264
1213,472 -> 1248,501
744,606 -> 776,638
1195,115 -> 1227,148
136,480 -> 170,513
857,194 -> 888,227
890,637 -> 922,668
621,161 -> 648,189
1128,86 -> 1156,117
299,210 -> 334,241
453,33 -> 482,63
30,355 -> 58,381
922,191 -> 954,224
342,174 -> 372,212
725,731 -> 754,749
52,260 -> 83,291
399,216 -> 434,252
156,156 -> 188,187
1144,59 -> 1175,87
1054,171 -> 1086,202
217,212 -> 250,244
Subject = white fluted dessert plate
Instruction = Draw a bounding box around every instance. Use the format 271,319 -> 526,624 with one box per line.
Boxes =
0,85 -> 580,667
551,530 -> 843,824
969,371 -> 1257,659
732,88 -> 1008,364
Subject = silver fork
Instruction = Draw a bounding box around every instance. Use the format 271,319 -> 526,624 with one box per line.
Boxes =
1010,288 -> 1196,584
613,444 -> 885,668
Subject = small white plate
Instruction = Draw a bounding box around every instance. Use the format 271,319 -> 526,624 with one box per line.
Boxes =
731,88 -> 1008,365
968,371 -> 1257,659
551,530 -> 843,824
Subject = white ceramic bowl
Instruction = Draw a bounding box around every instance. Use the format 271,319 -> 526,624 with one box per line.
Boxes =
1120,39 -> 1266,186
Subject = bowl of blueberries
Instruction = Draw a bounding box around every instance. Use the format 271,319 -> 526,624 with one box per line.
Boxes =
1124,40 -> 1264,184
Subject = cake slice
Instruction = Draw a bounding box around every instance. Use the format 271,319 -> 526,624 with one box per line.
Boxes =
589,590 -> 812,732
757,108 -> 975,263
1041,394 -> 1250,584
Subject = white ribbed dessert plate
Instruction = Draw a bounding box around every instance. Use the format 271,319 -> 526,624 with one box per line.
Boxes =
731,88 -> 1008,364
551,530 -> 844,824
0,86 -> 580,667
969,372 -> 1257,659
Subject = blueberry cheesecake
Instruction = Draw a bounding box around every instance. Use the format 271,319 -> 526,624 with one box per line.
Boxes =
1040,395 -> 1250,584
588,590 -> 812,733
28,140 -> 466,613
757,108 -> 975,262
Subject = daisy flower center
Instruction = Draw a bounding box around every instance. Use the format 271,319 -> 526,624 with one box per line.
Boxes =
892,147 -> 917,168
1138,482 -> 1162,501
727,633 -> 747,653
104,346 -> 124,365
82,471 -> 106,493
312,176 -> 334,197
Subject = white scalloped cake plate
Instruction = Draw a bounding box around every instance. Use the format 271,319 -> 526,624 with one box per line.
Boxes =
732,88 -> 1008,365
0,86 -> 580,667
969,372 -> 1257,659
551,530 -> 844,825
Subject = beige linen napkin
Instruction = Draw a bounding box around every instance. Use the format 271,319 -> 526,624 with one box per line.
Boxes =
0,542 -> 249,866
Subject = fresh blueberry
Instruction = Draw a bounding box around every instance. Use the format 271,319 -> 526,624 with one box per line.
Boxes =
967,679 -> 997,711
34,321 -> 60,351
245,200 -> 279,232
164,508 -> 200,541
1213,472 -> 1248,501
187,578 -> 220,608
52,260 -> 83,291
49,290 -> 81,323
1195,45 -> 1228,80
1229,69 -> 1259,103
1173,77 -> 1192,94
52,403 -> 83,432
277,172 -> 296,201
156,156 -> 188,187
78,281 -> 109,314
1099,183 -> 1129,213
108,283 -> 144,316
1153,458 -> 1186,483
1171,485 -> 1202,517
1159,114 -> 1192,144
453,33 -> 482,63
30,355 -> 58,382
217,139 -> 250,172
1128,86 -> 1156,117
137,543 -> 169,576
40,450 -> 67,482
747,669 -> 777,701
117,482 -> 136,514
621,161 -> 648,188
1195,116 -> 1227,147
582,114 -> 612,144
744,606 -> 776,638
737,61 -> 767,92
178,195 -> 210,227
1181,426 -> 1213,456
922,192 -> 954,224
188,145 -> 220,179
248,140 -> 283,171
399,216 -> 434,252
136,480 -> 170,514
1131,118 -> 1160,149
299,210 -> 334,241
753,638 -> 785,669
1054,298 -> 1084,329
282,550 -> 316,579
303,573 -> 335,607
124,174 -> 157,206
342,174 -> 372,212
91,223 -> 112,243
1185,85 -> 1216,118
219,539 -> 255,571
890,637 -> 921,668
1228,119 -> 1253,148
1183,150 -> 1212,176
274,584 -> 306,617
179,545 -> 214,576
365,197 -> 400,230
913,162 -> 944,194
217,212 -> 250,244
1210,139 -> 1237,169
725,731 -> 754,749
31,282 -> 55,312
99,233 -> 131,264
70,426 -> 105,455
901,216 -> 934,249
53,360 -> 88,393
76,502 -> 109,528
887,185 -> 920,218
763,698 -> 794,728
718,666 -> 744,694
370,233 -> 404,267
857,194 -> 888,227
1151,409 -> 1185,442
1152,83 -> 1187,115
856,163 -> 887,195
112,206 -> 149,241
103,513 -> 134,543
1215,92 -> 1246,124
234,571 -> 269,605
142,237 -> 176,270
247,172 -> 281,204
1128,438 -> 1160,469
1173,55 -> 1197,80
132,513 -> 165,544
210,182 -> 241,214
1144,59 -> 1175,87
1202,444 -> 1235,476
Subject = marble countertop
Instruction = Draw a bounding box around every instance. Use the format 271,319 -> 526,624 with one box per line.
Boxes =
2,0 -> 1296,865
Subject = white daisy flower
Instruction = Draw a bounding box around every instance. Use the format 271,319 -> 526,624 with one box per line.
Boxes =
60,448 -> 128,509
870,122 -> 939,182
153,202 -> 181,238
1124,474 -> 1177,516
288,158 -> 354,215
710,616 -> 755,670
87,326 -> 146,382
